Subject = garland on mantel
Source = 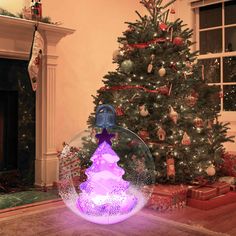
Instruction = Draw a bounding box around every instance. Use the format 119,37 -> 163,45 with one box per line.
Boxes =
0,7 -> 58,24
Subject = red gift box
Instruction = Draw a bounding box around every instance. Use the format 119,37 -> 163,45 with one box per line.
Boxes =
187,191 -> 236,210
206,182 -> 230,195
221,152 -> 236,177
188,187 -> 217,200
145,185 -> 188,211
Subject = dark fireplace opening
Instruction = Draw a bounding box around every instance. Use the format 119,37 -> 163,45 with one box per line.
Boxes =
0,58 -> 35,189
0,91 -> 18,171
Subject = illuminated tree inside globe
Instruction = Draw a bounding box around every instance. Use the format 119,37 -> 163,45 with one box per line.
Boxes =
58,105 -> 155,224
77,129 -> 138,215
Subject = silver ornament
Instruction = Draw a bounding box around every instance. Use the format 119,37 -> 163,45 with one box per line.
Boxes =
121,60 -> 134,74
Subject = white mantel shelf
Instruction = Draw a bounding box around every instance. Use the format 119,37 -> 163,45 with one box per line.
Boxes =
0,14 -> 74,34
0,15 -> 75,187
0,15 -> 75,60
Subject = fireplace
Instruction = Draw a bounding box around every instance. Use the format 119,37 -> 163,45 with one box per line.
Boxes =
0,15 -> 74,186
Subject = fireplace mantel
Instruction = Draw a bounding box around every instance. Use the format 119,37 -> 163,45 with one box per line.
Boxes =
0,15 -> 75,186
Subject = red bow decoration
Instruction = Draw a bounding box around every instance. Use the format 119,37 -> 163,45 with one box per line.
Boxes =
99,85 -> 170,95
128,37 -> 166,49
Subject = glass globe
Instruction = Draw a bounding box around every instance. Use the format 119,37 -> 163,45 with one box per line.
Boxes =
58,105 -> 155,225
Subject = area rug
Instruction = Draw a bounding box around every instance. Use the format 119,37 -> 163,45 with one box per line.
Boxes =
0,205 -> 229,236
0,190 -> 58,210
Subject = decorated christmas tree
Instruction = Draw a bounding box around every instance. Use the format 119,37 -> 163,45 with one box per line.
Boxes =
86,0 -> 233,184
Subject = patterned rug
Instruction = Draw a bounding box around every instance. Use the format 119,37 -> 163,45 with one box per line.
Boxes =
0,190 -> 58,210
0,205 -> 228,236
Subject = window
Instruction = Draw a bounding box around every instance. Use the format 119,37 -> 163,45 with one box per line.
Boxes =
195,0 -> 236,112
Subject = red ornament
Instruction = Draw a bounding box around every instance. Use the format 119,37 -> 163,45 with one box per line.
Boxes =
159,22 -> 168,31
194,117 -> 204,128
173,37 -> 184,46
170,8 -> 176,14
115,106 -> 124,116
157,127 -> 166,141
138,130 -> 149,141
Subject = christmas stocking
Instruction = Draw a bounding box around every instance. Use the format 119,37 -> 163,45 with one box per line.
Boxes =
28,28 -> 44,91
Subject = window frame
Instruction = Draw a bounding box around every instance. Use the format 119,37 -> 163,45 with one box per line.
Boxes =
195,1 -> 236,119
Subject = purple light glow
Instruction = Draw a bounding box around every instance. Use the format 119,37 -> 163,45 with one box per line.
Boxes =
59,128 -> 151,225
77,139 -> 138,217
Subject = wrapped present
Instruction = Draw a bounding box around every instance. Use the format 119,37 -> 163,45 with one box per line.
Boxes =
187,192 -> 236,210
146,184 -> 188,211
221,152 -> 236,177
188,186 -> 217,200
58,144 -> 82,180
230,185 -> 236,191
218,176 -> 236,185
206,182 -> 230,195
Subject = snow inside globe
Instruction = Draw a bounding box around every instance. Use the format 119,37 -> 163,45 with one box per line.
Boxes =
58,105 -> 155,224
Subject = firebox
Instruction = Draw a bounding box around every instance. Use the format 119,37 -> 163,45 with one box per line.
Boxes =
0,58 -> 35,184
0,91 -> 18,171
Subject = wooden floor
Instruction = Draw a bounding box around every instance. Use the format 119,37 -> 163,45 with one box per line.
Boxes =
147,202 -> 236,235
0,200 -> 235,235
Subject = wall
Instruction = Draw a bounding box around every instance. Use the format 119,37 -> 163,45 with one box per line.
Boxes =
42,0 -> 146,150
0,0 -> 24,13
1,0 -> 234,152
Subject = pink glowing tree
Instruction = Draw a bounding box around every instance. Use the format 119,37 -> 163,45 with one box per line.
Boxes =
77,128 -> 137,216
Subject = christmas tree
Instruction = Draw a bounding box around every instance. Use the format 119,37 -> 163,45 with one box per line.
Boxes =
86,0 -> 233,184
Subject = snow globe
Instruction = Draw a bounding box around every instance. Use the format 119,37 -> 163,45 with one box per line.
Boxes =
58,105 -> 155,224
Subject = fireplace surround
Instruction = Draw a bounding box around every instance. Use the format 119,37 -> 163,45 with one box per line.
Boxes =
0,15 -> 75,186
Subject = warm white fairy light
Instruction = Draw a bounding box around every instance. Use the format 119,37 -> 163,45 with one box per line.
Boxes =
174,151 -> 178,156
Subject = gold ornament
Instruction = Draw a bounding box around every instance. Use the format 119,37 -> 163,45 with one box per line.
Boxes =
139,104 -> 149,117
169,106 -> 178,124
157,127 -> 166,141
206,164 -> 216,176
158,66 -> 166,77
186,94 -> 198,107
194,117 -> 203,128
147,63 -> 153,73
166,154 -> 175,178
181,132 -> 191,145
